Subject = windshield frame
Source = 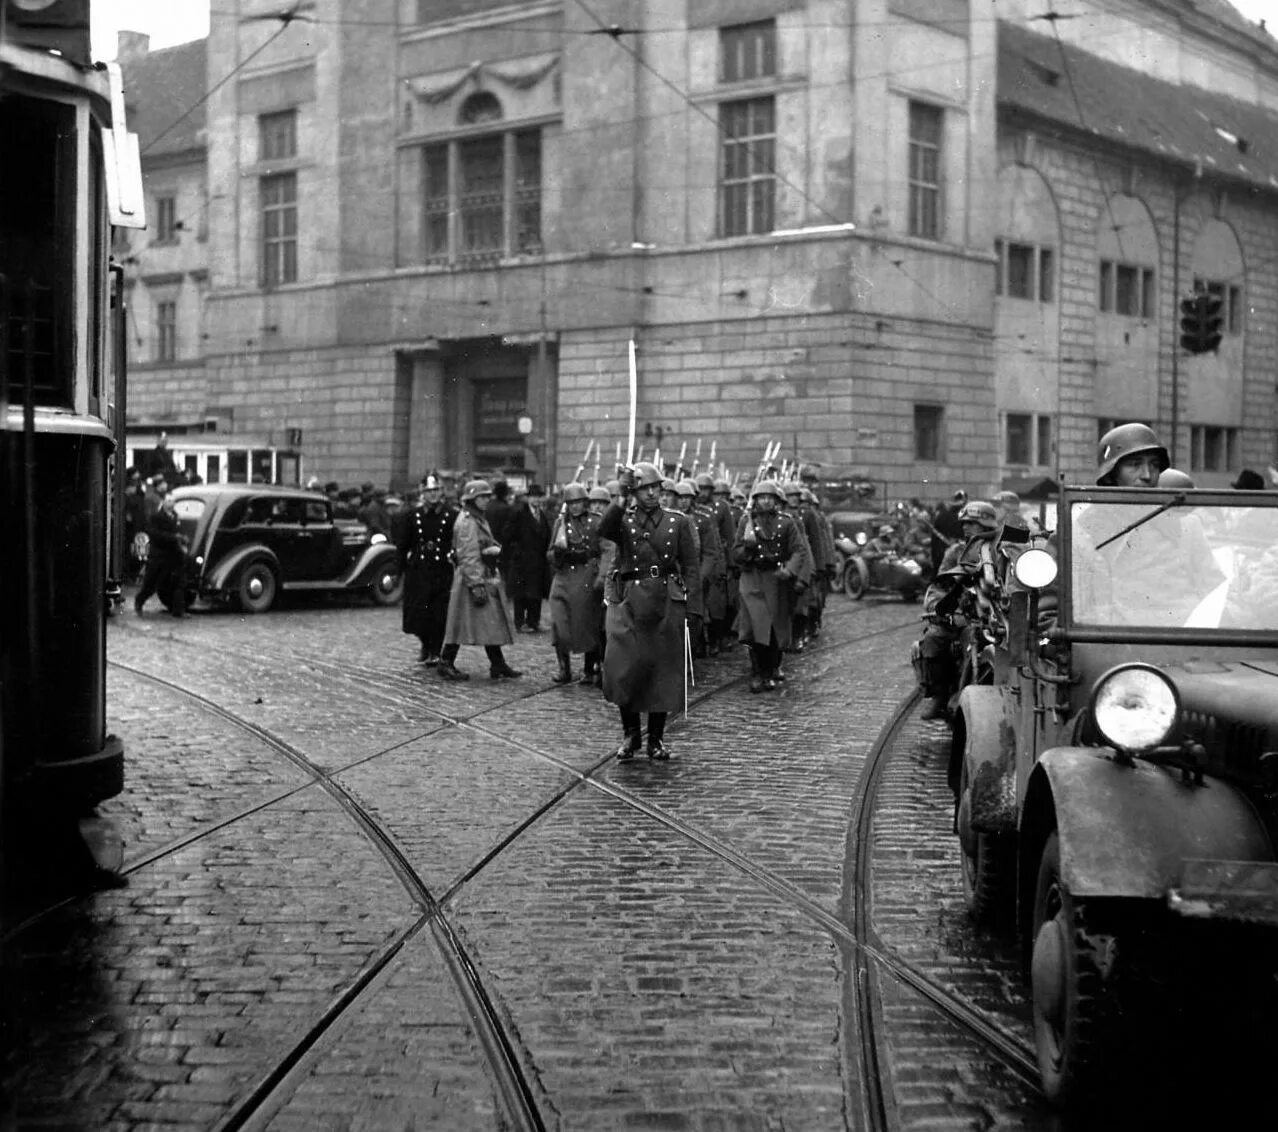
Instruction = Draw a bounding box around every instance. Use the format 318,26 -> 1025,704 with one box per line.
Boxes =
1059,485 -> 1278,645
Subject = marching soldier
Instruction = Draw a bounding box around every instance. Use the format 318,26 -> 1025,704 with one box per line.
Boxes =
780,482 -> 818,651
599,463 -> 701,760
548,483 -> 604,686
589,485 -> 616,675
733,480 -> 807,692
438,480 -> 522,681
695,474 -> 734,653
396,473 -> 457,665
671,480 -> 717,657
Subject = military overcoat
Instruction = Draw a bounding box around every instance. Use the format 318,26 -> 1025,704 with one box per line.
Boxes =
548,509 -> 604,653
733,510 -> 807,649
598,501 -> 700,713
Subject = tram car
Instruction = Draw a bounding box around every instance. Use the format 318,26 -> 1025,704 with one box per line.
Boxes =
1,0 -> 145,898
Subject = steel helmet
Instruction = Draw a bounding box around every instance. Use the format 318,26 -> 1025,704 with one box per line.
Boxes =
460,478 -> 493,503
589,485 -> 612,503
782,480 -> 802,497
694,473 -> 715,490
561,482 -> 588,502
674,480 -> 695,497
661,478 -> 678,493
731,487 -> 747,503
878,524 -> 895,537
633,462 -> 663,488
1158,468 -> 1196,489
604,479 -> 621,495
957,500 -> 1000,530
1096,423 -> 1169,485
713,479 -> 730,494
750,479 -> 783,500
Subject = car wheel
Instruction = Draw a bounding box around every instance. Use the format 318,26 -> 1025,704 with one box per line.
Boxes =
1031,832 -> 1120,1106
236,561 -> 277,614
956,760 -> 1011,924
844,557 -> 868,600
829,551 -> 847,594
370,563 -> 403,605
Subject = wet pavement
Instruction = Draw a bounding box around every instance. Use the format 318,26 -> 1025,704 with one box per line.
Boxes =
1,593 -> 1063,1130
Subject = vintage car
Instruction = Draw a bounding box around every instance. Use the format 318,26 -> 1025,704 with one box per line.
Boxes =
950,483 -> 1278,1105
169,485 -> 403,613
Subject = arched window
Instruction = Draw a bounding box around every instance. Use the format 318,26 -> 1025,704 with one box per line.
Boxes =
458,91 -> 502,126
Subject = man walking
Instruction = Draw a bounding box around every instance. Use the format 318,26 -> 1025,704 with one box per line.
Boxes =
396,473 -> 457,665
134,476 -> 188,617
548,483 -> 604,686
506,483 -> 552,632
599,463 -> 700,760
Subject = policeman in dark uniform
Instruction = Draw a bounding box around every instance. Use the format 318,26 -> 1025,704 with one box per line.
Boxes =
599,463 -> 701,760
396,473 -> 457,665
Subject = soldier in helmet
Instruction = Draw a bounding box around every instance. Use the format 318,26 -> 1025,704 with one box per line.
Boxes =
438,480 -> 521,681
733,480 -> 808,692
1095,422 -> 1169,486
914,500 -> 1001,720
599,463 -> 701,760
548,482 -> 604,686
671,479 -> 717,657
396,472 -> 458,665
589,485 -> 617,673
694,473 -> 733,653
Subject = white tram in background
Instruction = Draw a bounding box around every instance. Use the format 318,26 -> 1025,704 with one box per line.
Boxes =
1,0 -> 145,897
125,434 -> 305,487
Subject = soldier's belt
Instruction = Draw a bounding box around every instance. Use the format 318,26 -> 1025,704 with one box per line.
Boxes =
616,564 -> 676,581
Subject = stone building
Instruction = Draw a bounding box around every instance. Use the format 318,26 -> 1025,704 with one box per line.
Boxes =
119,0 -> 1278,497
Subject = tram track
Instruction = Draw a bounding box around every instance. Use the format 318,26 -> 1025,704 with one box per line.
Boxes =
16,603 -> 1042,1127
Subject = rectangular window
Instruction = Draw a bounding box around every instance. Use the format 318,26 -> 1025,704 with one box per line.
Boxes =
1006,412 -> 1052,465
1228,284 -> 1242,333
1115,264 -> 1139,316
261,172 -> 298,286
156,299 -> 177,362
914,404 -> 943,461
259,110 -> 297,162
907,102 -> 942,240
207,454 -> 221,484
1190,425 -> 1238,473
1195,276 -> 1244,336
720,97 -> 775,237
418,129 -> 542,265
1099,260 -> 1154,316
721,20 -> 776,82
155,195 -> 177,243
1006,242 -> 1034,299
1099,261 -> 1114,312
1141,268 -> 1156,318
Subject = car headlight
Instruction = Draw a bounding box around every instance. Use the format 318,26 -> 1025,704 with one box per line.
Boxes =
1013,547 -> 1057,590
1090,664 -> 1179,752
855,531 -> 868,546
370,533 -> 387,545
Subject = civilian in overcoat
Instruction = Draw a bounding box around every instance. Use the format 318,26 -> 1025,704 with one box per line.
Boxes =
396,473 -> 457,664
599,463 -> 700,760
438,480 -> 521,681
505,484 -> 552,631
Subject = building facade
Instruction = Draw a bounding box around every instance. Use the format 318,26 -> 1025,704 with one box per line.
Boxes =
119,0 -> 1278,496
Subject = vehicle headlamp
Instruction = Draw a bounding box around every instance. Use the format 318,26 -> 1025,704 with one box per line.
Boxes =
1090,664 -> 1179,752
855,531 -> 868,546
1012,547 -> 1057,590
370,533 -> 387,545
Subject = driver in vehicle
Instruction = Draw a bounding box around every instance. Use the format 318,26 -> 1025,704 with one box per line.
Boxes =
863,523 -> 903,561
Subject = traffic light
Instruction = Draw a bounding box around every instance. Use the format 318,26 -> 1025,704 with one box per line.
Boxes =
2,0 -> 91,67
1180,291 -> 1224,355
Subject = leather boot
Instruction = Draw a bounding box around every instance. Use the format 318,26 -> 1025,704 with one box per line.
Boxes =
614,730 -> 642,760
437,661 -> 469,681
920,695 -> 949,721
552,649 -> 573,685
578,652 -> 598,685
748,648 -> 767,694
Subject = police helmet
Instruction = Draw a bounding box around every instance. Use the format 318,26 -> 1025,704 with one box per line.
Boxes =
460,479 -> 493,503
589,485 -> 612,503
957,500 -> 1000,530
674,480 -> 695,497
633,463 -> 663,488
1096,423 -> 1169,485
1158,468 -> 1196,489
750,480 -> 783,501
421,473 -> 442,491
694,473 -> 715,490
562,482 -> 589,503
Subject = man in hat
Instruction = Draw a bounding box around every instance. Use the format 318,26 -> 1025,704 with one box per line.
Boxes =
396,473 -> 458,665
486,479 -> 515,583
1233,468 -> 1266,491
505,483 -> 552,632
438,480 -> 521,680
599,463 -> 700,760
134,474 -> 188,618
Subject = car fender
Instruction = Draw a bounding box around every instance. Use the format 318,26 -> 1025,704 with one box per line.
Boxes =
1028,748 -> 1274,899
956,684 -> 1018,832
340,543 -> 399,587
206,544 -> 280,592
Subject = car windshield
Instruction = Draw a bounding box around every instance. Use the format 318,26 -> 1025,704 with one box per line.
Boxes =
1068,495 -> 1278,630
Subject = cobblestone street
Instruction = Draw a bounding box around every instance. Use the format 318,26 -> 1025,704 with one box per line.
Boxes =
2,594 -> 1060,1131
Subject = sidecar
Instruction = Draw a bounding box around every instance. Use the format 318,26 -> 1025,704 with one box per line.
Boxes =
840,535 -> 929,602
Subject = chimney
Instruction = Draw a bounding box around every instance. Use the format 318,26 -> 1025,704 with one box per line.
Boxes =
117,30 -> 150,62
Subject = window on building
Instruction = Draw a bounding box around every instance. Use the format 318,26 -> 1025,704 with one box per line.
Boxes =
154,195 -> 177,244
721,20 -> 776,82
1190,425 -> 1238,473
420,129 -> 543,266
1005,412 -> 1052,466
1192,276 -> 1244,336
259,109 -> 297,162
720,98 -> 775,237
155,298 -> 176,362
995,240 -> 1055,302
914,404 -> 944,461
908,102 -> 942,240
1099,259 -> 1154,317
261,172 -> 298,287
